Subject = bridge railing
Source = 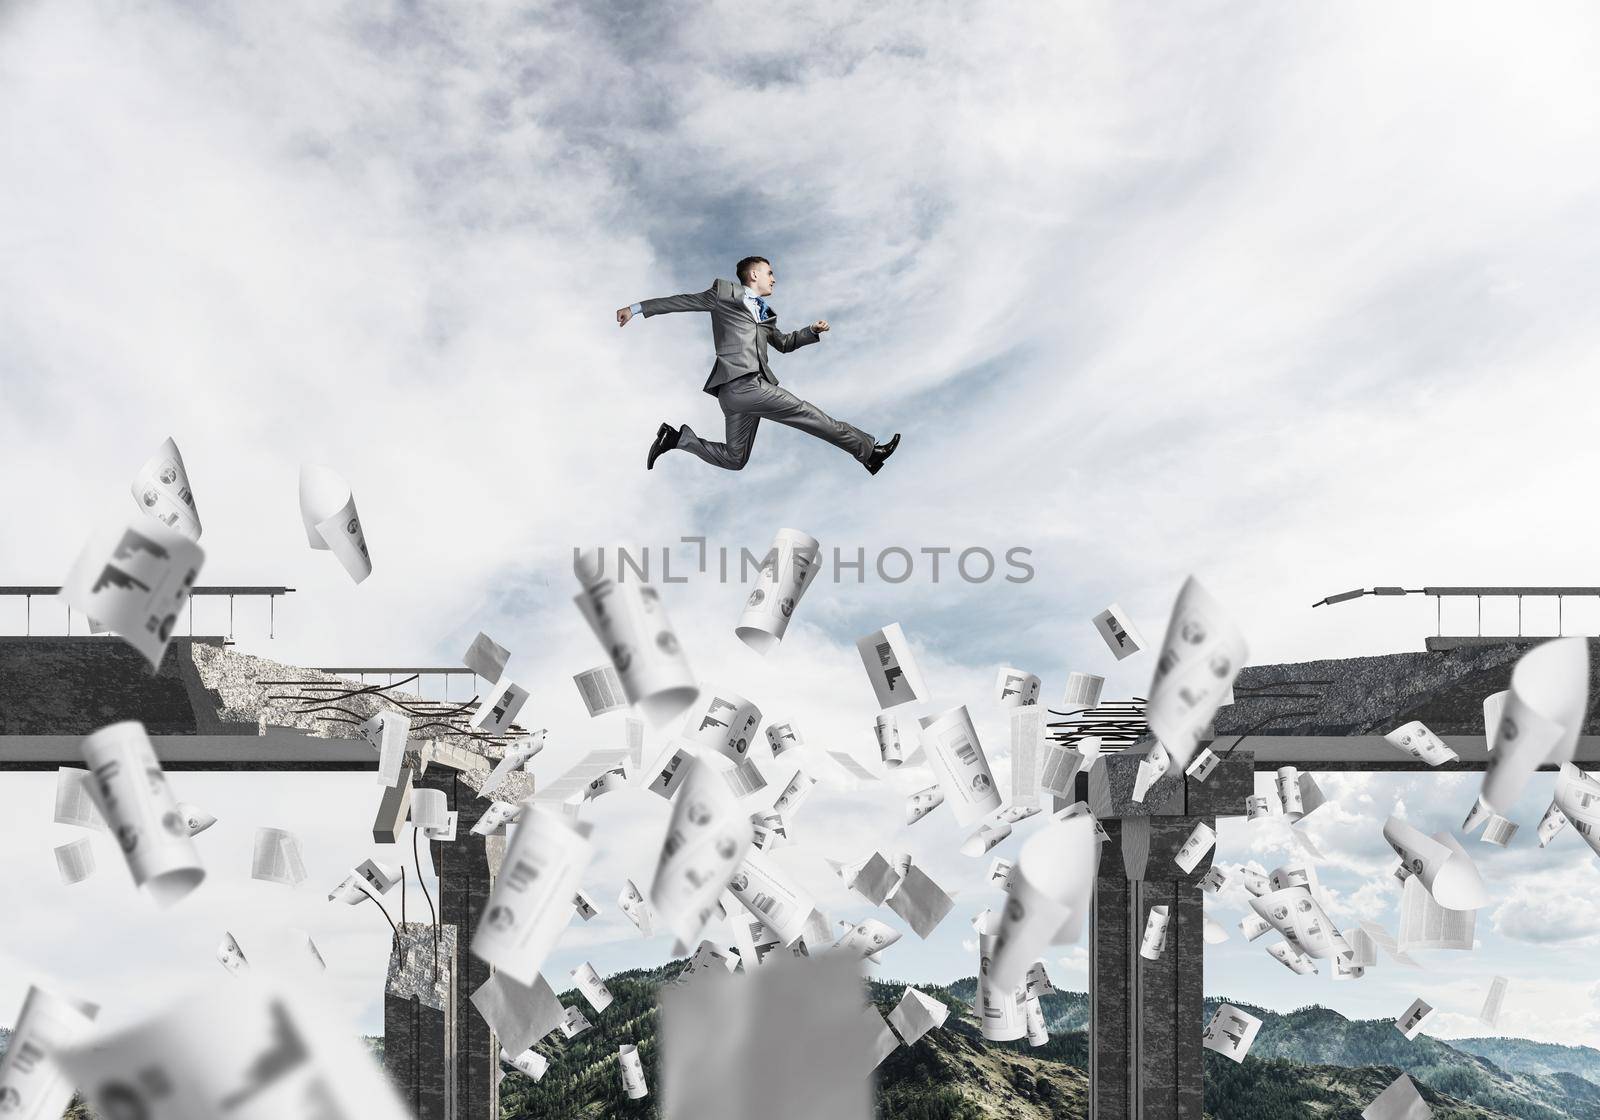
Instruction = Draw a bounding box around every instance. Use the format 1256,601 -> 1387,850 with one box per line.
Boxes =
0,585 -> 294,641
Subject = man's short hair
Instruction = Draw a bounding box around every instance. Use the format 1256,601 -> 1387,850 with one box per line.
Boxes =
736,256 -> 770,284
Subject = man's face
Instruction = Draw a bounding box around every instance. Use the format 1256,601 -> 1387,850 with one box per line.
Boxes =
749,261 -> 775,296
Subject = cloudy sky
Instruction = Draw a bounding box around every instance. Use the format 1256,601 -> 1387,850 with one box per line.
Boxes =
4,0 -> 1600,1047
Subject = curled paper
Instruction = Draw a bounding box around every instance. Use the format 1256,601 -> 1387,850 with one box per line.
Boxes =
1250,886 -> 1350,959
1140,905 -> 1170,961
0,985 -> 99,1120
986,814 -> 1102,991
916,705 -> 1001,827
736,527 -> 821,654
217,931 -> 249,975
996,666 -> 1042,707
975,911 -> 1027,1041
767,721 -> 804,757
1266,940 -> 1318,975
503,1047 -> 549,1080
360,710 -> 410,789
81,721 -> 205,907
1395,997 -> 1434,1040
906,784 -> 945,825
728,848 -> 816,945
1383,720 -> 1459,766
55,837 -> 95,885
876,713 -> 903,766
1175,821 -> 1217,874
1381,816 -> 1488,911
856,623 -> 929,710
1145,576 -> 1247,771
574,548 -> 698,726
619,1044 -> 649,1099
473,806 -> 594,985
1554,764 -> 1600,856
176,802 -> 216,837
298,464 -> 371,583
60,517 -> 203,669
1482,638 -> 1591,814
131,436 -> 202,541
650,754 -> 753,950
1063,672 -> 1104,709
961,820 -> 1012,857
1203,1003 -> 1262,1063
1091,603 -> 1145,661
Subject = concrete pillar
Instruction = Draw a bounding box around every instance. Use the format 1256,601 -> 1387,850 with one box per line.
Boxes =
416,769 -> 498,1120
1085,747 -> 1254,1120
384,922 -> 459,1120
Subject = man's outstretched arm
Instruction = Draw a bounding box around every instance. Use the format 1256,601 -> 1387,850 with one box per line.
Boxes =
770,318 -> 830,352
616,285 -> 717,326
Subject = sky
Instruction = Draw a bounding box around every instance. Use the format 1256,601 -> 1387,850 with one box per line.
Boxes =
4,0 -> 1600,1047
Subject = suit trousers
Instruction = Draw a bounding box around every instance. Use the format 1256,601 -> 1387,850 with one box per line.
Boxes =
677,371 -> 874,470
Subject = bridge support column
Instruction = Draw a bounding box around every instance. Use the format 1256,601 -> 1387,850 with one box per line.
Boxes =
1085,747 -> 1254,1120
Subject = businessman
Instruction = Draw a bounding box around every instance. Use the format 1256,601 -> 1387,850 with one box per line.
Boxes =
617,256 -> 900,474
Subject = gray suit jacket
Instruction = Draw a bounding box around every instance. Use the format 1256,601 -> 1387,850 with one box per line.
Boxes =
641,278 -> 820,396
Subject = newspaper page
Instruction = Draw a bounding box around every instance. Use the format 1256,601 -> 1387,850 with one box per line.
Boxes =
1063,672 -> 1104,709
728,848 -> 814,945
0,985 -> 99,1120
1250,885 -> 1350,958
81,720 -> 205,906
1202,1003 -> 1263,1063
572,962 -> 614,1012
1396,997 -> 1434,1040
856,622 -> 929,710
1091,603 -> 1145,661
906,784 -> 945,825
650,754 -> 753,949
472,806 -> 594,984
297,464 -> 371,583
250,828 -> 307,886
1383,720 -> 1459,766
60,517 -> 204,668
53,767 -> 107,832
574,664 -> 628,716
996,667 -> 1042,707
54,838 -> 95,885
1010,704 -> 1044,809
574,548 -> 698,726
916,705 -> 1002,826
736,527 -> 821,654
130,436 -> 202,540
1480,976 -> 1509,1027
1145,576 -> 1246,770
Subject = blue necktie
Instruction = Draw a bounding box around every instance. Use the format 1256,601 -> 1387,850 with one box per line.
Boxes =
754,296 -> 769,320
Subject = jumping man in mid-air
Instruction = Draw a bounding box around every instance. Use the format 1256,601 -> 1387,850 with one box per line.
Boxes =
617,256 -> 900,474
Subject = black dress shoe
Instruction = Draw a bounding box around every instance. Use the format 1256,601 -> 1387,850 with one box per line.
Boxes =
864,432 -> 901,475
647,422 -> 679,470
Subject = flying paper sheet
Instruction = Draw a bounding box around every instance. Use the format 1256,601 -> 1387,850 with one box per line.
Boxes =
679,688 -> 762,771
1040,741 -> 1086,798
916,705 -> 1001,827
473,806 -> 593,984
832,918 -> 902,960
647,746 -> 691,800
469,675 -> 530,734
503,1047 -> 549,1080
359,710 -> 410,788
53,767 -> 107,832
55,976 -> 408,1120
1238,867 -> 1270,896
131,436 -> 202,540
619,879 -> 656,937
1239,914 -> 1272,941
767,721 -> 804,757
1538,801 -> 1569,846
559,1005 -> 592,1038
1245,794 -> 1273,821
1483,690 -> 1508,749
1382,817 -> 1488,910
1362,1073 -> 1433,1120
1396,997 -> 1434,1040
1025,994 -> 1049,1047
0,985 -> 99,1120
177,802 -> 216,836
1145,576 -> 1247,771
1024,961 -> 1057,1000
856,622 -> 929,710
736,527 -> 821,653
1202,1003 -> 1263,1063
1357,921 -> 1423,970
1175,821 -> 1217,874
81,721 -> 205,906
1091,603 -> 1145,660
471,801 -> 523,838
975,910 -> 1027,1041
1063,672 -> 1105,709
1203,916 -> 1230,944
471,970 -> 564,1055
888,987 -> 949,1046
1266,941 -> 1318,975
986,815 -> 1101,990
480,732 -> 545,797
251,828 -> 307,886
729,848 -> 815,945
1276,767 -> 1304,818
650,754 -> 753,949
660,952 -> 877,1120
1554,764 -> 1600,857
298,464 -> 371,583
1295,772 -> 1328,822
572,961 -> 614,1012
839,852 -> 901,905
217,932 -> 249,975
54,837 -> 95,885
1140,905 -> 1171,961
1010,704 -> 1044,810
1482,637 -> 1590,814
887,862 -> 955,939
1186,747 -> 1221,783
619,1043 -> 649,1099
61,517 -> 203,668
988,857 -> 1014,890
906,784 -> 945,825
874,712 -> 903,766
996,666 -> 1042,707
1479,976 -> 1509,1027
574,548 -> 698,726
771,769 -> 817,823
356,857 -> 402,895
962,820 -> 1012,857
1200,866 -> 1229,894
1250,885 -> 1350,959
1384,721 -> 1459,766
1333,955 -> 1365,980
462,631 -> 510,681
291,929 -> 325,971
574,664 -> 628,716
1132,742 -> 1173,804
573,889 -> 601,922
